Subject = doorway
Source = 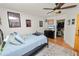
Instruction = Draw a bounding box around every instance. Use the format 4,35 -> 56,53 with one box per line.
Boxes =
56,19 -> 65,38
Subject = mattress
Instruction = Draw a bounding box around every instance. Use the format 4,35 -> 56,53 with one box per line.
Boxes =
0,34 -> 47,56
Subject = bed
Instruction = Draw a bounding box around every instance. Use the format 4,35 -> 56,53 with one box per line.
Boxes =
0,33 -> 48,56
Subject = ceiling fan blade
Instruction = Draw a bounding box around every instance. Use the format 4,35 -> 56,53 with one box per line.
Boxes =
43,3 -> 64,10
47,11 -> 54,14
55,3 -> 64,7
61,5 -> 77,9
59,3 -> 65,7
54,3 -> 64,10
43,8 -> 54,10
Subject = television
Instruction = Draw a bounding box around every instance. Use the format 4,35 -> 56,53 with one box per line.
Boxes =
48,25 -> 55,30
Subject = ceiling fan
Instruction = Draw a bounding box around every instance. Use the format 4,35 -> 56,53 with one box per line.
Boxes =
43,3 -> 77,14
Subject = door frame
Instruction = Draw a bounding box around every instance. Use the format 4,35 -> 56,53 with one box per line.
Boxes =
55,19 -> 65,39
74,14 -> 79,52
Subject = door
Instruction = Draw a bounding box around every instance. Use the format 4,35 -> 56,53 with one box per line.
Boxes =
74,14 -> 79,52
56,20 -> 64,37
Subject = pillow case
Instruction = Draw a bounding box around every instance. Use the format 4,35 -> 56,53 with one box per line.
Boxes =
8,33 -> 22,45
14,32 -> 24,44
15,36 -> 24,44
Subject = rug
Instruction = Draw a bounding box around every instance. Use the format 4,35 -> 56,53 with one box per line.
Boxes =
35,44 -> 76,56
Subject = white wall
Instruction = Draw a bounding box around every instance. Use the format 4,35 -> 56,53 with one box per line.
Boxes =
0,8 -> 46,38
0,4 -> 79,48
46,4 -> 79,48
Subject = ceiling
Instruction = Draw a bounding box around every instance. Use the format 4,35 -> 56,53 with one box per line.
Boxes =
0,3 -> 78,17
0,3 -> 56,16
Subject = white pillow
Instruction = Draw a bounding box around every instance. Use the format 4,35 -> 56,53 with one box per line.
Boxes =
15,35 -> 24,44
14,32 -> 24,44
8,33 -> 21,45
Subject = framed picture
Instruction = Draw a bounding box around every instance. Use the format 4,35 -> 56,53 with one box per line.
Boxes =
47,19 -> 54,25
39,21 -> 43,27
26,20 -> 31,27
7,12 -> 21,28
72,19 -> 75,25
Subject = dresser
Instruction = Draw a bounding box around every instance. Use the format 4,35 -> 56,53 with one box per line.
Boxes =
44,30 -> 55,39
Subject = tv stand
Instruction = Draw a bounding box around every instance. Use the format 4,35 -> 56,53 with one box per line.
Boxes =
44,30 -> 55,39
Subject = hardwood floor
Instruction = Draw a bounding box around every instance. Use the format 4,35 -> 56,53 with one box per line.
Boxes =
48,37 -> 78,56
48,37 -> 71,49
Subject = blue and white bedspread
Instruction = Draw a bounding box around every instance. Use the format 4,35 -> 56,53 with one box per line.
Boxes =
0,34 -> 47,56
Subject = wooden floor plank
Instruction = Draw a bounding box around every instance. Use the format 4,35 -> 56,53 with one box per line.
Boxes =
48,37 -> 78,56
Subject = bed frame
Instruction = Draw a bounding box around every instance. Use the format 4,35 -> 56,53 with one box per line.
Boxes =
23,43 -> 48,56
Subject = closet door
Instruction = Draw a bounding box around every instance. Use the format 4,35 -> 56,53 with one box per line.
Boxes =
74,14 -> 79,52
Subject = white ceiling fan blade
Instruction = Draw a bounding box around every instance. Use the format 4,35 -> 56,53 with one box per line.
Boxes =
61,4 -> 77,9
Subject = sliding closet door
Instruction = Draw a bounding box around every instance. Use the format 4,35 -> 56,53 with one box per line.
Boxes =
74,14 -> 79,52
